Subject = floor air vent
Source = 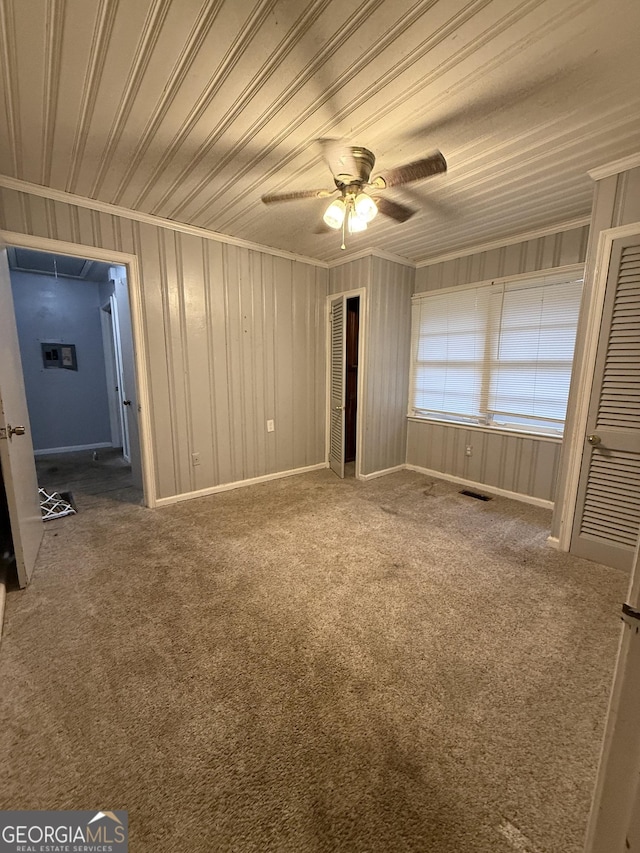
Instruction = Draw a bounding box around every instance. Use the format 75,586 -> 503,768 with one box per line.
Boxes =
459,489 -> 492,501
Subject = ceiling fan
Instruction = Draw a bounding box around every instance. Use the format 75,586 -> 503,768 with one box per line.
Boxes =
261,141 -> 447,249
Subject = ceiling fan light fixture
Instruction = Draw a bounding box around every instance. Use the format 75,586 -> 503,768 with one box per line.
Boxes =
263,145 -> 446,248
347,211 -> 368,233
323,198 -> 346,229
354,192 -> 377,223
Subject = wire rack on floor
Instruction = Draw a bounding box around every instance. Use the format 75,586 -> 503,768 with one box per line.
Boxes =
38,488 -> 77,521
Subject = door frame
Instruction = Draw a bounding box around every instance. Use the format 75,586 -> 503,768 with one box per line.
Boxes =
99,300 -> 123,451
557,222 -> 640,550
0,229 -> 156,508
325,287 -> 368,479
109,291 -> 131,463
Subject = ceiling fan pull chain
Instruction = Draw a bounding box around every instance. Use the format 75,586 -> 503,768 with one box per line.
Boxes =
341,210 -> 347,251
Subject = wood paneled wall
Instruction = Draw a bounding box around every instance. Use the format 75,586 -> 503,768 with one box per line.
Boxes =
329,255 -> 413,476
407,421 -> 561,504
552,166 -> 640,537
329,256 -> 371,295
365,257 -> 413,475
408,226 -> 589,504
0,187 -> 328,501
0,181 -> 598,506
414,225 -> 589,292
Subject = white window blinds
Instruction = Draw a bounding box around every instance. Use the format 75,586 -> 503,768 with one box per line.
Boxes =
411,287 -> 490,422
409,272 -> 583,435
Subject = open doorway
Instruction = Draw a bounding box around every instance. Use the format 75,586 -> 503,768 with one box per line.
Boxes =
6,247 -> 143,507
344,296 -> 360,476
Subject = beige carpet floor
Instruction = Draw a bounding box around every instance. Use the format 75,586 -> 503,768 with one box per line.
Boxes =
0,466 -> 628,853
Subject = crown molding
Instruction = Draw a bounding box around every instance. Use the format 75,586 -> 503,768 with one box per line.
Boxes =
415,216 -> 591,268
0,176 -> 599,273
327,246 -> 415,269
588,153 -> 640,182
0,175 -> 328,268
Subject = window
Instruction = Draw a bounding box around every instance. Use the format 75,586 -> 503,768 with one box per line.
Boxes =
409,271 -> 583,436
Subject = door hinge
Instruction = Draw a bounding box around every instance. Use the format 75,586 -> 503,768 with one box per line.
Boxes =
622,602 -> 640,631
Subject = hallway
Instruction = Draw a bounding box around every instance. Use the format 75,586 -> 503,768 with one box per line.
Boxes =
35,448 -> 141,511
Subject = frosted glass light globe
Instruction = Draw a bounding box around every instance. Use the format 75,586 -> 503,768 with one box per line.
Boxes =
323,198 -> 346,229
354,192 -> 378,223
348,212 -> 368,233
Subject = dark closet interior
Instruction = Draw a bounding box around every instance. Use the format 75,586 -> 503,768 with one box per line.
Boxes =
0,468 -> 16,581
345,297 -> 360,464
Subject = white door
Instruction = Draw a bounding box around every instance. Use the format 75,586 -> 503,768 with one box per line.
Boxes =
571,235 -> 640,570
0,245 -> 43,587
329,295 -> 346,478
110,293 -> 131,463
110,269 -> 142,489
100,304 -> 123,450
583,536 -> 640,853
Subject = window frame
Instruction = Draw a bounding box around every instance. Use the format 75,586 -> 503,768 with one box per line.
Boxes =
408,264 -> 585,439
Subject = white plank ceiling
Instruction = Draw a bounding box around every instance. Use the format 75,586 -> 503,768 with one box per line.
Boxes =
1,0 -> 639,263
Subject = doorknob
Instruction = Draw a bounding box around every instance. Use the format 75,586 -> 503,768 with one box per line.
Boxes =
0,424 -> 26,439
122,399 -> 132,406
587,434 -> 602,446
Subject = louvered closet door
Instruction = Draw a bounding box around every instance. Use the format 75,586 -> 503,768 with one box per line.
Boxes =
329,296 -> 346,479
571,235 -> 640,570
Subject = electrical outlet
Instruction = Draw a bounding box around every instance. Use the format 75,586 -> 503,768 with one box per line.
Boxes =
465,445 -> 473,457
267,419 -> 275,433
191,451 -> 201,466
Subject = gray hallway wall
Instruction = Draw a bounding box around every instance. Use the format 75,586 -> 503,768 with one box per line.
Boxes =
10,269 -> 112,453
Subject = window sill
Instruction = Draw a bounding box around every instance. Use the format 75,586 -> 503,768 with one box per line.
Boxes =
406,416 -> 563,443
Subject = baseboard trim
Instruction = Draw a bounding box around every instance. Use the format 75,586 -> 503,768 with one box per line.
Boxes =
405,464 -> 555,509
546,536 -> 561,550
155,462 -> 328,507
34,442 -> 113,457
359,465 -> 406,481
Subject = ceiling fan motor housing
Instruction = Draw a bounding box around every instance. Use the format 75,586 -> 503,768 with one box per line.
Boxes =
335,146 -> 376,186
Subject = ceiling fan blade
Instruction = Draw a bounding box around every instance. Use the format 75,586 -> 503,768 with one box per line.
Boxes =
398,185 -> 459,220
261,188 -> 334,204
375,196 -> 416,223
378,152 -> 447,188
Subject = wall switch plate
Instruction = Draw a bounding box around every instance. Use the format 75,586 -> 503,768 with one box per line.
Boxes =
267,419 -> 275,432
465,445 -> 473,457
192,451 -> 201,466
